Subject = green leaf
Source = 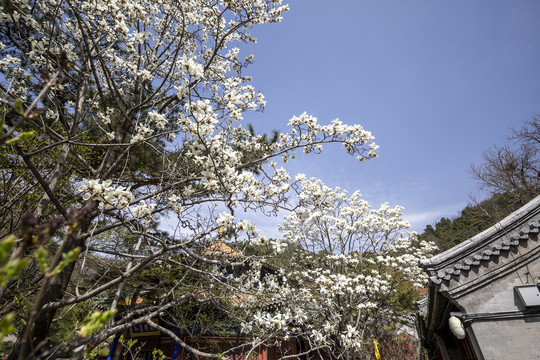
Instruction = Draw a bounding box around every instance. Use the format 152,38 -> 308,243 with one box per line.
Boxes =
0,312 -> 15,342
14,99 -> 24,115
4,137 -> 18,145
0,236 -> 16,265
80,309 -> 117,337
50,247 -> 81,276
20,131 -> 35,140
5,131 -> 35,145
34,246 -> 49,274
0,258 -> 28,286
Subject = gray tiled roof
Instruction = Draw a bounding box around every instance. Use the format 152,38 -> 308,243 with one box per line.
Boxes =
418,195 -> 540,285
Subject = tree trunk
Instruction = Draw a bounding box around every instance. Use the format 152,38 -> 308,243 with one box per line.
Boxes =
8,206 -> 93,360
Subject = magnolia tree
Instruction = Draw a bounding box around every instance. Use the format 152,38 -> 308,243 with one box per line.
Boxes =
0,0 -> 428,359
242,177 -> 437,359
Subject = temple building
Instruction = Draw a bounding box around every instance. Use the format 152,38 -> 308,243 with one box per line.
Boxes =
416,196 -> 540,360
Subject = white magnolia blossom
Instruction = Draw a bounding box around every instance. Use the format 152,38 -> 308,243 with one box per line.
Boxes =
244,178 -> 437,357
0,0 -> 433,359
78,179 -> 134,209
132,201 -> 156,219
270,239 -> 287,254
217,212 -> 235,226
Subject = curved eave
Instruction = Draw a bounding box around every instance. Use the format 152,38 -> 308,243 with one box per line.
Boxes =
418,195 -> 540,283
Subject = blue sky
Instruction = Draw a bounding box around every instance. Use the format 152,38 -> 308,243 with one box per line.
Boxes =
240,0 -> 540,233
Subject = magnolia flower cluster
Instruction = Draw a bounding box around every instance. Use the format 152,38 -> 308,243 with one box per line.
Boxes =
78,179 -> 134,210
168,194 -> 184,214
180,56 -> 205,79
0,0 -> 288,145
132,201 -> 156,219
0,1 -> 434,358
281,177 -> 411,253
242,178 -> 438,356
281,113 -> 379,162
130,110 -> 172,143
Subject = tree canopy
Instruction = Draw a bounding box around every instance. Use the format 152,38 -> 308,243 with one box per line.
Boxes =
0,1 -> 432,359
